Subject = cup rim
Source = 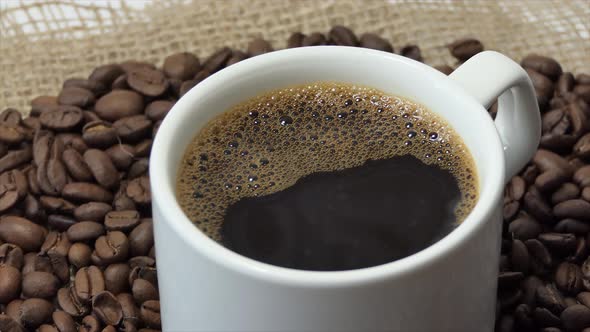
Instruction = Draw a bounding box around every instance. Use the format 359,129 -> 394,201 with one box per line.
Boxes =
150,46 -> 506,287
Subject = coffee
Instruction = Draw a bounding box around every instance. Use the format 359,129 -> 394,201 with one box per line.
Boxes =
176,82 -> 478,270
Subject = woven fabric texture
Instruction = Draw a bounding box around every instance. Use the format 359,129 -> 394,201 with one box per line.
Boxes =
1,0 -> 589,113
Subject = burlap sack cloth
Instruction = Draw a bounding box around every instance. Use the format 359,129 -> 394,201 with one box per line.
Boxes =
1,0 -> 589,113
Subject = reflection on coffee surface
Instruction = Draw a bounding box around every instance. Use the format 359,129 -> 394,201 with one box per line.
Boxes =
176,82 -> 478,271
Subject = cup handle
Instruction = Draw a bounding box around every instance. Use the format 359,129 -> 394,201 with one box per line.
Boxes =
449,51 -> 541,180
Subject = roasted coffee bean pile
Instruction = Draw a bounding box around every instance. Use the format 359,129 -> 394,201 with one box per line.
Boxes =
0,25 -> 589,331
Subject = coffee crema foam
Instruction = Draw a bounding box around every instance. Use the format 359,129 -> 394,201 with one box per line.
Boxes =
177,82 -> 478,241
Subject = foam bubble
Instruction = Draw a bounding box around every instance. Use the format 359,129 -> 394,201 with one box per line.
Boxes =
177,82 -> 479,241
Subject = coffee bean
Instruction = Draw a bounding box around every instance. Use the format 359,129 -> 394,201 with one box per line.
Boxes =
143,102 -> 171,123
510,217 -> 543,240
527,69 -> 555,108
58,133 -> 88,153
22,271 -> 60,299
74,266 -> 105,303
57,87 -> 95,108
74,202 -> 112,222
127,158 -> 149,180
113,181 -> 136,211
574,165 -> 590,187
359,33 -> 393,53
18,298 -> 53,328
40,106 -> 84,131
163,52 -> 200,81
574,85 -> 590,103
510,239 -> 530,273
522,275 -> 544,306
95,90 -> 144,122
117,292 -> 139,324
62,148 -> 93,182
94,231 -> 129,264
103,263 -> 130,295
108,75 -> 133,90
131,278 -> 158,304
105,144 -> 135,171
556,219 -> 590,235
553,183 -> 581,205
47,215 -> 77,231
129,220 -> 153,257
0,243 -> 24,269
534,307 -> 562,328
113,115 -> 152,143
22,252 -> 52,275
328,26 -> 358,46
103,210 -> 139,233
521,54 -> 563,81
449,38 -> 483,61
526,239 -> 553,267
0,216 -> 47,252
0,109 -> 21,127
82,121 -> 118,148
0,124 -> 25,145
79,315 -> 101,332
539,233 -> 577,253
400,45 -> 423,62
302,32 -> 327,46
0,147 -> 32,174
498,271 -> 524,289
57,286 -> 89,317
247,38 -> 274,57
133,139 -> 151,157
571,237 -> 588,262
129,264 -> 157,287
560,73 -> 576,96
537,283 -> 567,314
202,47 -> 232,73
92,291 -> 123,325
6,299 -> 23,321
40,231 -> 71,256
0,265 -> 21,303
554,199 -> 590,220
39,197 -> 74,216
286,32 -> 305,48
561,304 -> 590,331
574,134 -> 590,160
67,221 -> 105,242
139,300 -> 160,328
126,68 -> 168,97
537,170 -> 569,193
126,176 -> 150,205
505,202 -> 520,221
555,262 -> 584,294
62,182 -> 113,203
524,187 -> 554,223
49,311 -> 77,332
578,292 -> 590,307
31,96 -> 59,116
68,242 -> 92,268
83,149 -> 119,189
128,256 -> 155,269
102,325 -> 117,332
535,149 -> 574,176
88,65 -> 124,86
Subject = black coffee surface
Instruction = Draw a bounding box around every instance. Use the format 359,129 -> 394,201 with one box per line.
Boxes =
221,155 -> 461,271
177,82 -> 478,271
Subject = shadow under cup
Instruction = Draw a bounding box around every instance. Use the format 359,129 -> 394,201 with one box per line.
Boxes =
151,46 -> 505,279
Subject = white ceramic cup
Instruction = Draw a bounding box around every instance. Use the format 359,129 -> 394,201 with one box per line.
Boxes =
150,47 -> 541,332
